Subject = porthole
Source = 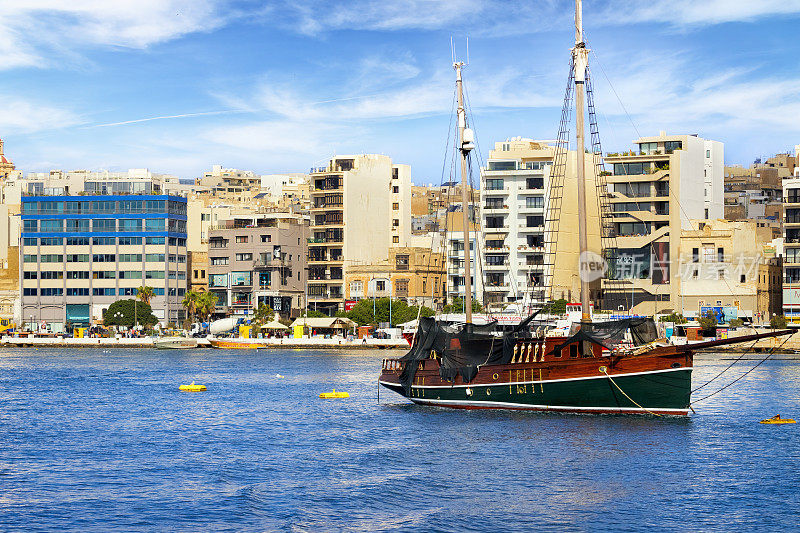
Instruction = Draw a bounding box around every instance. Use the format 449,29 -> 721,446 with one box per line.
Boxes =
486,388 -> 491,396
671,362 -> 681,368
492,373 -> 499,380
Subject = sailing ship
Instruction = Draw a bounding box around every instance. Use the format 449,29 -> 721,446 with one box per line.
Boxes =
378,0 -> 793,415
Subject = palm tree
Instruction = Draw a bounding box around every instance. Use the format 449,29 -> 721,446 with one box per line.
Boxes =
136,285 -> 155,306
182,290 -> 202,321
196,291 -> 218,322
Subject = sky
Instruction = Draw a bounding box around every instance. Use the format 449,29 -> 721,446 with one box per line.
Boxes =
1,0 -> 800,184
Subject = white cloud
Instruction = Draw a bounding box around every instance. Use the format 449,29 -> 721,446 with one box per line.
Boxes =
600,0 -> 800,27
0,0 -> 227,70
0,95 -> 82,134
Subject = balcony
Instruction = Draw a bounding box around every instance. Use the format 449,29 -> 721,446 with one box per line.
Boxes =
517,244 -> 545,252
484,226 -> 509,234
253,258 -> 285,269
485,284 -> 510,292
482,205 -> 509,213
518,224 -> 543,232
484,262 -> 509,270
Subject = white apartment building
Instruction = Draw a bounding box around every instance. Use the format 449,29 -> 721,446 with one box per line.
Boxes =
309,154 -> 411,315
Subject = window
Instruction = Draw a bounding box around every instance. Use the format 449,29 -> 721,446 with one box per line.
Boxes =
23,220 -> 38,232
145,218 -> 164,231
200,270 -> 205,278
210,257 -> 229,266
119,237 -> 142,246
392,236 -> 399,243
40,254 -> 63,263
718,270 -> 725,280
235,253 -> 253,261
392,203 -> 399,210
717,247 -> 724,262
67,288 -> 90,296
119,271 -> 142,279
40,271 -> 63,280
119,254 -> 142,262
526,196 -> 544,208
40,288 -> 63,297
526,215 -> 544,227
231,272 -> 252,286
526,177 -> 544,189
93,219 -> 116,232
703,245 -> 715,263
209,274 -> 228,287
23,238 -> 37,246
66,237 -> 89,246
146,254 -> 165,262
64,219 -> 90,232
706,149 -> 711,158
692,248 -> 699,263
639,142 -> 657,155
392,219 -> 399,227
93,271 -> 116,279
92,254 -> 115,263
119,287 -> 138,296
376,280 -> 386,291
23,271 -> 37,279
260,235 -> 271,243
664,140 -> 682,152
235,235 -> 248,243
740,274 -> 746,283
485,178 -> 504,190
396,255 -> 409,271
23,288 -> 37,296
146,236 -> 165,245
488,161 -> 515,170
40,237 -> 62,246
396,280 -> 408,296
145,271 -> 165,279
40,220 -> 63,232
392,186 -> 399,193
67,254 -> 90,262
92,288 -> 116,296
178,255 -> 186,263
67,271 -> 89,279
92,237 -> 115,246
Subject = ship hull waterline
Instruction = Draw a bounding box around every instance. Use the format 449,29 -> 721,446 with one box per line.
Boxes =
380,366 -> 692,416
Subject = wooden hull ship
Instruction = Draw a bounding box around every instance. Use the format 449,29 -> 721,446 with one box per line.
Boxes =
379,329 -> 790,416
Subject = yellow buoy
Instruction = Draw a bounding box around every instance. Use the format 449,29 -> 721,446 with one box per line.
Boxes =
319,389 -> 349,399
760,414 -> 796,424
179,381 -> 207,392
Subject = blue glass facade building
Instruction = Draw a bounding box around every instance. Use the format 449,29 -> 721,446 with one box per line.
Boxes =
20,195 -> 188,330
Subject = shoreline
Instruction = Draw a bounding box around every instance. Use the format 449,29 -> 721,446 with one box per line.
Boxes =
0,336 -> 411,350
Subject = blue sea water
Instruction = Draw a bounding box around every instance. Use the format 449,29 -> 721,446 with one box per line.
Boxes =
0,348 -> 798,532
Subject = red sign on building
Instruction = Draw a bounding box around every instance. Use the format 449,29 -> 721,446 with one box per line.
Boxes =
344,300 -> 357,312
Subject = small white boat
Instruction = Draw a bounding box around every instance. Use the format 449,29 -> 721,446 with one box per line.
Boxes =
154,337 -> 198,349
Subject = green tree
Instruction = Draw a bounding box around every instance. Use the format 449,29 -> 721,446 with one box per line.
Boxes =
728,318 -> 744,328
443,297 -> 483,314
306,309 -> 327,318
543,299 -> 568,315
103,299 -> 158,327
770,315 -> 787,329
343,298 -> 435,326
196,291 -> 218,322
136,285 -> 155,306
181,290 -> 203,321
251,304 -> 274,328
698,311 -> 718,331
660,312 -> 687,324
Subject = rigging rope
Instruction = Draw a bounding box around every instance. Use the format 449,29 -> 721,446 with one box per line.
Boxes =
691,333 -> 794,404
690,337 -> 760,393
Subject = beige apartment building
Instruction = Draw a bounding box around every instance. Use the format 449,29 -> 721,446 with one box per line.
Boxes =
679,220 -> 780,321
604,132 -> 724,314
207,212 -> 308,319
307,154 -> 411,315
344,247 -> 447,310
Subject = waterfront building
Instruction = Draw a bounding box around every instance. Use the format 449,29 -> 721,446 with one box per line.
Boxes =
603,132 -> 723,314
782,177 -> 800,323
479,138 -> 602,312
307,154 -> 411,315
207,212 -> 308,319
679,220 -> 780,321
344,247 -> 447,310
20,194 -> 188,331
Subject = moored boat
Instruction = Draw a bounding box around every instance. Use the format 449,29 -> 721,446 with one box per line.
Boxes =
208,337 -> 267,349
154,337 -> 198,349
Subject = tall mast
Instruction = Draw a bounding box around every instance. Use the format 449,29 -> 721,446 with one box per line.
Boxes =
573,0 -> 591,321
455,61 -> 475,324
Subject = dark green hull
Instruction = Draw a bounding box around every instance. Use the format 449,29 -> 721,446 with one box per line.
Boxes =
381,367 -> 692,415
